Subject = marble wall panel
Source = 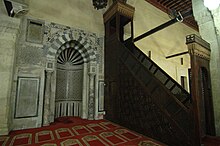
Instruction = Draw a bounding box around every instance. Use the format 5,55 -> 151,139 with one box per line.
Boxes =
15,77 -> 40,118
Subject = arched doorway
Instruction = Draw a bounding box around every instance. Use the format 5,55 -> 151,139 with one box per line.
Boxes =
55,47 -> 84,118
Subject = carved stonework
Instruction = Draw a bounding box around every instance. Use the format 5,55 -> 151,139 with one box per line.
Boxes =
11,17 -> 105,131
97,36 -> 104,74
17,44 -> 44,65
103,1 -> 135,23
186,34 -> 211,60
88,73 -> 96,120
44,22 -> 98,46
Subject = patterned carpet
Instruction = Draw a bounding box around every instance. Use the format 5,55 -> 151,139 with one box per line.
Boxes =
0,117 -> 166,146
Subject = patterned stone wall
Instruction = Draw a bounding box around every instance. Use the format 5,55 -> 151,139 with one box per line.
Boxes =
11,16 -> 105,130
15,17 -> 104,74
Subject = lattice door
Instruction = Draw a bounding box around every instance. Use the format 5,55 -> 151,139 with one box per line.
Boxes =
55,67 -> 83,118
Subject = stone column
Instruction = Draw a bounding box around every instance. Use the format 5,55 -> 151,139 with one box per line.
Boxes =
88,73 -> 96,120
43,70 -> 53,126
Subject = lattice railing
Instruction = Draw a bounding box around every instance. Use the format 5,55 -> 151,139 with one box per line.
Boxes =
124,40 -> 191,108
115,39 -> 194,145
55,100 -> 82,118
118,63 -> 192,145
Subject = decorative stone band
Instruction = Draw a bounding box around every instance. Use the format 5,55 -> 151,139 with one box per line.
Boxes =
47,33 -> 96,63
186,34 -> 211,60
103,1 -> 135,23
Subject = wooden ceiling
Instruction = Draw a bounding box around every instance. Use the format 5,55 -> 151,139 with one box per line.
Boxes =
145,0 -> 198,31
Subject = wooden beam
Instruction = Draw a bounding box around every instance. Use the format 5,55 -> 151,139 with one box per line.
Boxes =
133,18 -> 178,42
133,10 -> 193,42
166,51 -> 189,59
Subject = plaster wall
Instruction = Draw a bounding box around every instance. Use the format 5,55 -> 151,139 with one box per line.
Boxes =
132,0 -> 199,84
27,0 -> 105,34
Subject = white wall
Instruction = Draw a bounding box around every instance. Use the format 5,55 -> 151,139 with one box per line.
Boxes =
132,1 -> 198,83
27,0 -> 105,34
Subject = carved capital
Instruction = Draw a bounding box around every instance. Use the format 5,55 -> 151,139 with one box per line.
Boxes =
186,34 -> 211,60
88,63 -> 97,74
45,70 -> 54,76
188,44 -> 211,60
103,1 -> 135,23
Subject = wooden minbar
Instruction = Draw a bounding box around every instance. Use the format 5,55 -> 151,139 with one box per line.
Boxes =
186,34 -> 216,145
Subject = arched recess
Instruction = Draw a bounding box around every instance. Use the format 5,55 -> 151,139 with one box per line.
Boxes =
43,32 -> 98,126
55,47 -> 84,118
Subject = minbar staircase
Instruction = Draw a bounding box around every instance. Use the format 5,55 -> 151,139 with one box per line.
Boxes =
118,37 -> 193,145
124,39 -> 191,108
104,2 -> 216,146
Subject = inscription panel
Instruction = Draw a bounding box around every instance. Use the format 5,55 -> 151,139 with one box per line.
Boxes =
26,20 -> 44,44
15,77 -> 40,118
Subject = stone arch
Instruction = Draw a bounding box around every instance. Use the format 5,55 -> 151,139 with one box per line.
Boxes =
43,31 -> 99,125
56,40 -> 95,63
47,31 -> 97,62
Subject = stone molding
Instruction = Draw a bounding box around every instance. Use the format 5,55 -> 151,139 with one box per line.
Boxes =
103,1 -> 135,23
46,31 -> 97,64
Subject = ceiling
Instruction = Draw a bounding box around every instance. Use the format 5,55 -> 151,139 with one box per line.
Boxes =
145,0 -> 198,31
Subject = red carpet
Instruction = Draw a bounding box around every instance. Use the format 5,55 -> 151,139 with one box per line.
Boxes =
0,117 -> 166,146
